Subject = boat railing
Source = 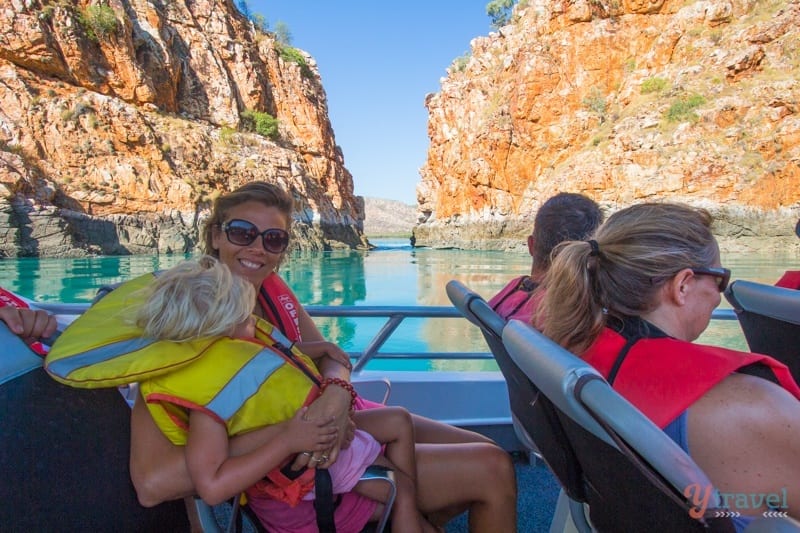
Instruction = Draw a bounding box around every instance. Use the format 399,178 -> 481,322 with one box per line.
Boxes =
33,302 -> 738,374
309,306 -> 738,373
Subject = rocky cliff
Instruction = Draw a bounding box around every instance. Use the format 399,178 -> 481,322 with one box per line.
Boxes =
0,0 -> 365,257
417,0 -> 800,253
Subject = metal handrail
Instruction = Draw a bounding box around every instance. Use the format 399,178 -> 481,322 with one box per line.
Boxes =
308,306 -> 738,372
33,301 -> 739,372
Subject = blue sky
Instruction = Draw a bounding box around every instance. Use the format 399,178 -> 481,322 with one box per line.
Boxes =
247,1 -> 495,205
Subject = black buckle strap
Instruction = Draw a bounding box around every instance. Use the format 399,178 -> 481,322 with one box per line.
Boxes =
314,468 -> 337,533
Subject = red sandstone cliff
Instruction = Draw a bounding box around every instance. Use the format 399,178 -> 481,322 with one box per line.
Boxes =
417,0 -> 800,252
0,0 -> 364,257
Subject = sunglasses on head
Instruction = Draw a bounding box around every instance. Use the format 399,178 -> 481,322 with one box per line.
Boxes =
690,266 -> 731,292
220,219 -> 289,254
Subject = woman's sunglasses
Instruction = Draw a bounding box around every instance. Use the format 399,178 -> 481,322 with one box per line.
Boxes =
220,219 -> 289,254
690,266 -> 731,292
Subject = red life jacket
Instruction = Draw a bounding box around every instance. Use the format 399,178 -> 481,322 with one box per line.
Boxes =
582,317 -> 800,428
259,273 -> 302,342
488,276 -> 540,323
775,270 -> 800,290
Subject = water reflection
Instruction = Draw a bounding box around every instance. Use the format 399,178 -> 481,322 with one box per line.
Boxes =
0,244 -> 796,370
284,249 -> 367,350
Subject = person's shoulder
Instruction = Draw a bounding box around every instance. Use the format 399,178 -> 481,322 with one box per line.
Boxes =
697,373 -> 799,424
488,276 -> 526,304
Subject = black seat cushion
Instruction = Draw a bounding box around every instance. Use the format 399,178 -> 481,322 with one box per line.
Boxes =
0,367 -> 188,532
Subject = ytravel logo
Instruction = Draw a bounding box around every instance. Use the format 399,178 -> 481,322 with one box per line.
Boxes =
684,483 -> 790,519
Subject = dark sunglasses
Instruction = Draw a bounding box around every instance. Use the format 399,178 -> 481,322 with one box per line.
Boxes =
690,266 -> 731,292
220,219 -> 289,254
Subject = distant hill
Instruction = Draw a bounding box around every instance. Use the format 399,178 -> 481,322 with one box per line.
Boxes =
363,197 -> 417,237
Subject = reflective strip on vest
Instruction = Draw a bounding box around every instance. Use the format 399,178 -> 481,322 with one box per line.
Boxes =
46,337 -> 156,378
206,347 -> 285,420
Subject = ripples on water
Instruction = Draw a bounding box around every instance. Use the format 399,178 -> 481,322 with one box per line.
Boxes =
0,239 -> 796,370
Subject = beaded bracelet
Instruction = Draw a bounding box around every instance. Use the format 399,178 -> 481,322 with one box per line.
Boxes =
320,377 -> 358,409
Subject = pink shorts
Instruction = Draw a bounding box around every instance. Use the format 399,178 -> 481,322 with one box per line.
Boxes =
248,490 -> 378,533
302,429 -> 381,499
247,397 -> 386,532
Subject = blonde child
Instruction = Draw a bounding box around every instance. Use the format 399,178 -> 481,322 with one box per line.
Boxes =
136,256 -> 434,533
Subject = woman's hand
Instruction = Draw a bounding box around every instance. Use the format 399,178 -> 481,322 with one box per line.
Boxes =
294,340 -> 352,371
283,407 -> 338,454
290,380 -> 353,470
0,306 -> 57,343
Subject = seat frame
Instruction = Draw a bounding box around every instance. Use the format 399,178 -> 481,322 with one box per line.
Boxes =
502,319 -> 741,532
724,279 -> 800,380
445,280 -> 540,454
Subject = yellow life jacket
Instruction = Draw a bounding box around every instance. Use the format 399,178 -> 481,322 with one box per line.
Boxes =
140,326 -> 321,445
45,273 -> 215,388
44,271 -> 325,505
44,272 -> 318,392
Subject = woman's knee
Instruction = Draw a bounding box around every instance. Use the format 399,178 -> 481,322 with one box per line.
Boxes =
474,444 -> 516,494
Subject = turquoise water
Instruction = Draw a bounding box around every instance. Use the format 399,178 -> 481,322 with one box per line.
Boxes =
0,239 -> 796,369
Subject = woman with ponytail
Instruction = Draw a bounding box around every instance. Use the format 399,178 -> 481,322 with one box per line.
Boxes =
538,202 -> 800,526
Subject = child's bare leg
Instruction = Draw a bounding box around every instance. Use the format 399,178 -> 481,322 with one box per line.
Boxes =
356,456 -> 439,533
354,407 -> 416,482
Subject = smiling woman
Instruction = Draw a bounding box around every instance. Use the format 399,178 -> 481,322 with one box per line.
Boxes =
126,181 -> 518,532
538,202 -> 800,529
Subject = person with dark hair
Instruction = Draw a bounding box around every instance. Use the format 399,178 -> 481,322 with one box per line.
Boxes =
488,192 -> 602,322
775,217 -> 800,289
539,202 -> 800,527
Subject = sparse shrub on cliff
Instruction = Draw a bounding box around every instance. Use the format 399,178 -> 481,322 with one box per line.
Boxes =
60,101 -> 96,123
450,52 -> 472,73
665,94 -> 706,122
237,1 -> 266,30
78,4 -> 119,42
219,126 -> 237,146
487,0 -> 517,29
641,77 -> 669,94
241,109 -> 280,140
274,21 -> 292,45
40,5 -> 55,21
276,44 -> 314,79
582,87 -> 607,122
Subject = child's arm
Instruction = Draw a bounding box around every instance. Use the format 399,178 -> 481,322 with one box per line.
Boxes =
294,340 -> 352,371
185,407 -> 337,505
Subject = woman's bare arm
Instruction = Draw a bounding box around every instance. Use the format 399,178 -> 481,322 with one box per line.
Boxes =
688,373 -> 800,519
291,302 -> 355,468
186,408 -> 336,506
130,396 -> 194,507
130,394 -> 332,506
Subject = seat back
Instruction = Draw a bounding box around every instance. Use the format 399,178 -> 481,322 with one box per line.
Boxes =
445,280 -> 585,502
724,280 -> 800,380
502,320 -> 737,532
0,325 -> 188,531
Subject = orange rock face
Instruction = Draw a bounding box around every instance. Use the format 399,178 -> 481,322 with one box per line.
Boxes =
418,0 -> 800,252
0,0 -> 364,256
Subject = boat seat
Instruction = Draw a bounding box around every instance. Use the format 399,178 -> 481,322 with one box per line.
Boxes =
501,319 -> 742,532
724,280 -> 800,381
446,280 -> 592,532
0,323 -> 190,531
445,280 -> 540,455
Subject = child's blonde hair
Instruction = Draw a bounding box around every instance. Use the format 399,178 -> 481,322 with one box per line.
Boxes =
136,255 -> 256,342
